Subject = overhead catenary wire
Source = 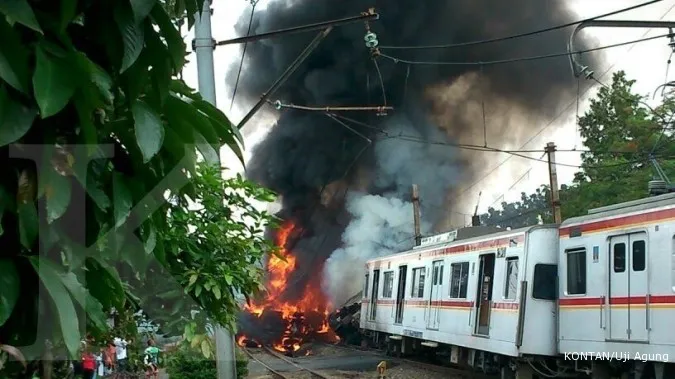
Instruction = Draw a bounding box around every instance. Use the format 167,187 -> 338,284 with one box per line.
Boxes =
447,4 -> 675,204
378,33 -> 672,66
378,0 -> 662,50
229,0 -> 258,112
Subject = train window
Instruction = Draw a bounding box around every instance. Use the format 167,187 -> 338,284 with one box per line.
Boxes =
449,262 -> 469,299
383,272 -> 394,298
614,243 -> 626,273
672,236 -> 675,291
504,257 -> 519,300
533,264 -> 557,300
411,268 -> 425,298
566,248 -> 586,295
632,240 -> 646,272
364,273 -> 369,297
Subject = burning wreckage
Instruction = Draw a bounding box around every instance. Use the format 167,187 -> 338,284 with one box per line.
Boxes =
231,0 -> 602,358
236,222 -> 340,356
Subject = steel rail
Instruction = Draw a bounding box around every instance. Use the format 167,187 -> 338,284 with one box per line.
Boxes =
244,346 -> 331,379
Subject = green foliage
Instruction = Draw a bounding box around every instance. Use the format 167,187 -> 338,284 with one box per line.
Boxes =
0,0 -> 275,370
165,341 -> 250,379
481,71 -> 675,227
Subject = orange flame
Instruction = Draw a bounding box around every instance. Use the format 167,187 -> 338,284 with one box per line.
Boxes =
240,221 -> 338,351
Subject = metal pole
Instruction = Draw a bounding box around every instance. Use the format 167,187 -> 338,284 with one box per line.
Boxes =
412,184 -> 421,246
236,27 -> 333,129
193,1 -> 237,378
545,142 -> 562,224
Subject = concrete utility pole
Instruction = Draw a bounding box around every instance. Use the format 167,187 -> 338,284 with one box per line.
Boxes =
193,1 -> 237,378
545,142 -> 562,224
412,184 -> 422,246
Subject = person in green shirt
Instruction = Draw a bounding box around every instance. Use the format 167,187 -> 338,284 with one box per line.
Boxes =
143,339 -> 161,379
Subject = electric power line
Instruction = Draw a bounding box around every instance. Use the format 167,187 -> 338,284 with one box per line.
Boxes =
378,33 -> 671,66
326,113 -> 673,168
229,1 -> 258,112
446,2 -> 675,204
378,0 -> 662,50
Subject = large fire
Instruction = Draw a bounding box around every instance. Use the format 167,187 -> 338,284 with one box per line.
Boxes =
237,221 -> 338,353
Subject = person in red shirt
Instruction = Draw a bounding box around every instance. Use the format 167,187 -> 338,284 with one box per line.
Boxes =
81,348 -> 96,379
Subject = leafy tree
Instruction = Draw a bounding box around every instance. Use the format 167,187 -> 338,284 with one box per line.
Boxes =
564,71 -> 675,215
480,185 -> 551,229
0,0 -> 274,374
481,71 -> 675,227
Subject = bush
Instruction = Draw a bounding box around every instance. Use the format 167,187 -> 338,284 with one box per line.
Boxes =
165,346 -> 248,379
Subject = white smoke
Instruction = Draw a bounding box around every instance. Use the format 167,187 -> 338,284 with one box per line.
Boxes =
322,193 -> 420,307
322,116 -> 461,307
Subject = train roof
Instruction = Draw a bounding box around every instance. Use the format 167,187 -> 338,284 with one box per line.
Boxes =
560,192 -> 675,227
366,224 -> 544,264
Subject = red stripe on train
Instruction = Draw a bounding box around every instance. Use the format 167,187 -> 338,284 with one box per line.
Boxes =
559,207 -> 675,237
559,295 -> 675,306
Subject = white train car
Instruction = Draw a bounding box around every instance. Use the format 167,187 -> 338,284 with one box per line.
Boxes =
558,192 -> 675,378
360,225 -> 560,377
359,191 -> 675,378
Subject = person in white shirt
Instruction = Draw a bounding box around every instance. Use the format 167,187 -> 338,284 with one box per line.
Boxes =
113,337 -> 129,372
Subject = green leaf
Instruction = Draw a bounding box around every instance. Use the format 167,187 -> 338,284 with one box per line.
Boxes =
113,173 -> 132,228
86,258 -> 126,310
0,87 -> 37,147
130,0 -> 156,23
224,274 -> 233,286
188,274 -> 198,286
200,339 -> 210,359
150,5 -> 185,70
194,131 -> 219,165
32,45 -> 76,118
0,0 -> 42,34
194,99 -> 244,147
0,259 -> 20,325
212,286 -> 221,300
195,284 -> 202,297
115,5 -> 145,73
29,257 -> 81,358
0,18 -> 30,94
49,262 -> 109,332
45,169 -> 72,224
17,202 -> 38,249
144,224 -> 157,255
73,93 -> 97,145
132,100 -> 165,162
59,0 -> 78,31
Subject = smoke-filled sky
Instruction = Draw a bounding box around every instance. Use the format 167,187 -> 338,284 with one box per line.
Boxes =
185,0 -> 675,214
182,0 -> 675,306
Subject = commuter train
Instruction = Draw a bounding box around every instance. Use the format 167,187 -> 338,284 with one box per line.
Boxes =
359,191 -> 675,379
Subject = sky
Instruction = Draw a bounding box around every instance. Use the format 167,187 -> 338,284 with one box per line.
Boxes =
181,0 -> 675,217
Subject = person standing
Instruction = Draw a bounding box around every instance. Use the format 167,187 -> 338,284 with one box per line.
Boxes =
143,339 -> 161,379
81,349 -> 96,379
113,337 -> 129,372
104,341 -> 116,374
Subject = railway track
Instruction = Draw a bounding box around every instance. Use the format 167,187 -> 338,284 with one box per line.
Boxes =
321,342 -> 495,379
243,345 -> 331,379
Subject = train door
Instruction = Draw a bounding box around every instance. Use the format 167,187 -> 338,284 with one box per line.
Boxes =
426,260 -> 444,329
474,253 -> 495,336
395,265 -> 407,324
609,232 -> 649,341
370,269 -> 380,320
629,233 -> 648,341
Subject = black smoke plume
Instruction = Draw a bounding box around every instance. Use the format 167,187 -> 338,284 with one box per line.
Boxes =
228,0 -> 601,308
